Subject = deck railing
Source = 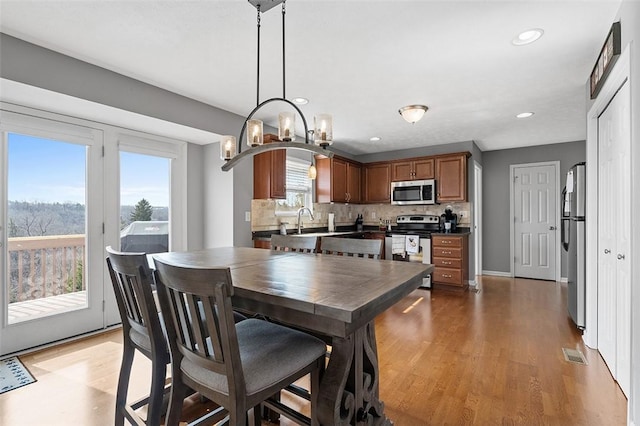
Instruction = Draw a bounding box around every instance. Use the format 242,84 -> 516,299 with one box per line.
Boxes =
7,235 -> 86,303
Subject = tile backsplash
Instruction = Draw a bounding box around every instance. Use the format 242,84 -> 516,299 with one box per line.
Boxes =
251,200 -> 472,232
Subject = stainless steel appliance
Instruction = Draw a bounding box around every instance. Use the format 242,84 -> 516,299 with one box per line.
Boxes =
390,179 -> 436,205
561,162 -> 586,329
384,214 -> 440,288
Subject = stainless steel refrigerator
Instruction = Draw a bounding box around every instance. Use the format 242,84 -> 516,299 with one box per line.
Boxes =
561,162 -> 586,329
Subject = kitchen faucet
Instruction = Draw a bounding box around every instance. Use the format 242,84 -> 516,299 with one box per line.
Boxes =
296,207 -> 314,234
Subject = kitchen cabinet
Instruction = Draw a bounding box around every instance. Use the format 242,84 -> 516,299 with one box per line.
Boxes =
431,234 -> 469,288
363,162 -> 391,203
253,134 -> 286,199
391,157 -> 435,181
435,152 -> 469,202
254,240 -> 271,249
316,155 -> 362,203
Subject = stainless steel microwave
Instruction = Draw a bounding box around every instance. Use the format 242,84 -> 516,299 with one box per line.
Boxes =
391,179 -> 436,205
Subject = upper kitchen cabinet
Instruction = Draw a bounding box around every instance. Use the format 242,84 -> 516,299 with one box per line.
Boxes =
316,155 -> 361,203
391,157 -> 434,181
363,162 -> 391,204
253,134 -> 286,199
435,152 -> 470,202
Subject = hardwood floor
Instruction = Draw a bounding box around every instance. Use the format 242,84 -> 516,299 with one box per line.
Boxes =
0,276 -> 627,425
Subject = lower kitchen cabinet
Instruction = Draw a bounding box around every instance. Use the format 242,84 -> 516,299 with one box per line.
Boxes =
431,234 -> 469,288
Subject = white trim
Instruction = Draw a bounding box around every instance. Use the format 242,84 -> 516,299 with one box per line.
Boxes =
482,270 -> 512,278
509,161 -> 561,281
559,277 -> 568,283
473,161 -> 483,291
584,45 -> 630,350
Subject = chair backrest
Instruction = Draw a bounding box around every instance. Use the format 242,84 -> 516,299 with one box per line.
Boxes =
106,246 -> 166,358
320,236 -> 382,259
270,234 -> 318,253
153,258 -> 246,396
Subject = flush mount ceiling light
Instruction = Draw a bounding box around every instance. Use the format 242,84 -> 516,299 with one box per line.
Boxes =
292,97 -> 309,105
516,112 -> 535,118
220,0 -> 333,171
398,105 -> 428,124
512,28 -> 544,46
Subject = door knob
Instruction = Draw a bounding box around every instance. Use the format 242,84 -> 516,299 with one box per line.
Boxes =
604,249 -> 611,254
617,254 -> 625,260
549,226 -> 557,230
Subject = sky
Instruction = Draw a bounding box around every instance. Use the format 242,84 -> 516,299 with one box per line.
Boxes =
8,133 -> 169,207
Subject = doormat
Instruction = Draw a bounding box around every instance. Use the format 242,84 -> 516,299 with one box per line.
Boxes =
0,356 -> 36,394
562,348 -> 588,365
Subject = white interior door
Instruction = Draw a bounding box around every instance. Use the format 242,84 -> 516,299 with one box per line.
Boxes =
597,81 -> 631,397
513,163 -> 558,280
0,111 -> 105,355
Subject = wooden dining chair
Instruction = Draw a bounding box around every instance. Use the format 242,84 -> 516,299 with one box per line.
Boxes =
153,258 -> 326,426
270,234 -> 318,253
106,246 -> 170,426
320,236 -> 383,259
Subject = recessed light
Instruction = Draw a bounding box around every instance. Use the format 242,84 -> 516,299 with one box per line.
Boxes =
370,136 -> 381,142
516,112 -> 535,119
512,28 -> 544,46
292,97 -> 309,105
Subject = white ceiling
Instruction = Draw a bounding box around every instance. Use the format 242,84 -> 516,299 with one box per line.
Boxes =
0,0 -> 622,155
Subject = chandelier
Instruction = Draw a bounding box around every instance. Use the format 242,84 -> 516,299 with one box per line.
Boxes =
221,0 -> 334,171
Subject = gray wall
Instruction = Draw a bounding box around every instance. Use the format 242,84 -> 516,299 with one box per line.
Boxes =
482,140 -> 585,275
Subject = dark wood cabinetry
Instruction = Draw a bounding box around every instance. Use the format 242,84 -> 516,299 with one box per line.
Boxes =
391,158 -> 434,181
313,151 -> 469,204
363,162 -> 391,204
431,234 -> 469,288
316,155 -> 361,203
435,152 -> 469,202
253,134 -> 286,199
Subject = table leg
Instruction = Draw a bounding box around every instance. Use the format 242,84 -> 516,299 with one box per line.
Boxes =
316,321 -> 392,426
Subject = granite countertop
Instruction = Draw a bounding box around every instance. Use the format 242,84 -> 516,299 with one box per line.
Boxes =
253,226 -> 383,240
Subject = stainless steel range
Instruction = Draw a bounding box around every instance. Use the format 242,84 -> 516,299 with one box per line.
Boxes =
384,214 -> 440,289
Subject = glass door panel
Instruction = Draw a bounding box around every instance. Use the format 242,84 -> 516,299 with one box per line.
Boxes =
6,134 -> 88,324
119,151 -> 170,255
1,112 -> 104,356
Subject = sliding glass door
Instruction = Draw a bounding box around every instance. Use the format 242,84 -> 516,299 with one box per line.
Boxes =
0,111 -> 104,355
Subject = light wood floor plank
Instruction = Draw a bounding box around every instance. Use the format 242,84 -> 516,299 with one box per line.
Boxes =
0,276 -> 627,425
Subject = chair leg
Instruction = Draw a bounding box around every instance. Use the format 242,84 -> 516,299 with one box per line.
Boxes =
310,359 -> 324,426
253,405 -> 262,426
164,370 -> 189,426
146,356 -> 168,426
115,342 -> 135,426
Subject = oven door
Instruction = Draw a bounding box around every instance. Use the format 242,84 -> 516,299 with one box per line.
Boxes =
384,235 -> 432,288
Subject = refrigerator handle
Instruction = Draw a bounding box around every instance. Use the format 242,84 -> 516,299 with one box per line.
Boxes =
561,218 -> 570,252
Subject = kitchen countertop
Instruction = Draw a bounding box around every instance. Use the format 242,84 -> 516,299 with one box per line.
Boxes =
252,226 -> 385,240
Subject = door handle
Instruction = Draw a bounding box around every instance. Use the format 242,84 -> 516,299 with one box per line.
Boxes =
617,253 -> 625,260
604,249 -> 611,254
549,226 -> 556,230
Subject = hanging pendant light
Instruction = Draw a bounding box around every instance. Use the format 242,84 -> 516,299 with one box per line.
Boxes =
221,0 -> 333,171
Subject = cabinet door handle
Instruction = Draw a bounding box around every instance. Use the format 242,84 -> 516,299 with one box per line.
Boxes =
442,251 -> 452,255
604,249 -> 611,254
617,253 -> 625,260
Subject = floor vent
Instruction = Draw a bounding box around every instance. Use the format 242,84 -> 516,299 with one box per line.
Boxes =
562,348 -> 588,365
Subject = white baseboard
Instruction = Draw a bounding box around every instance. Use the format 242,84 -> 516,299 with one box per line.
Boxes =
482,270 -> 512,277
559,276 -> 568,283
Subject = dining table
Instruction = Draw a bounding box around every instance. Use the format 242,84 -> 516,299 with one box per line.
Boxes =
153,246 -> 433,426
